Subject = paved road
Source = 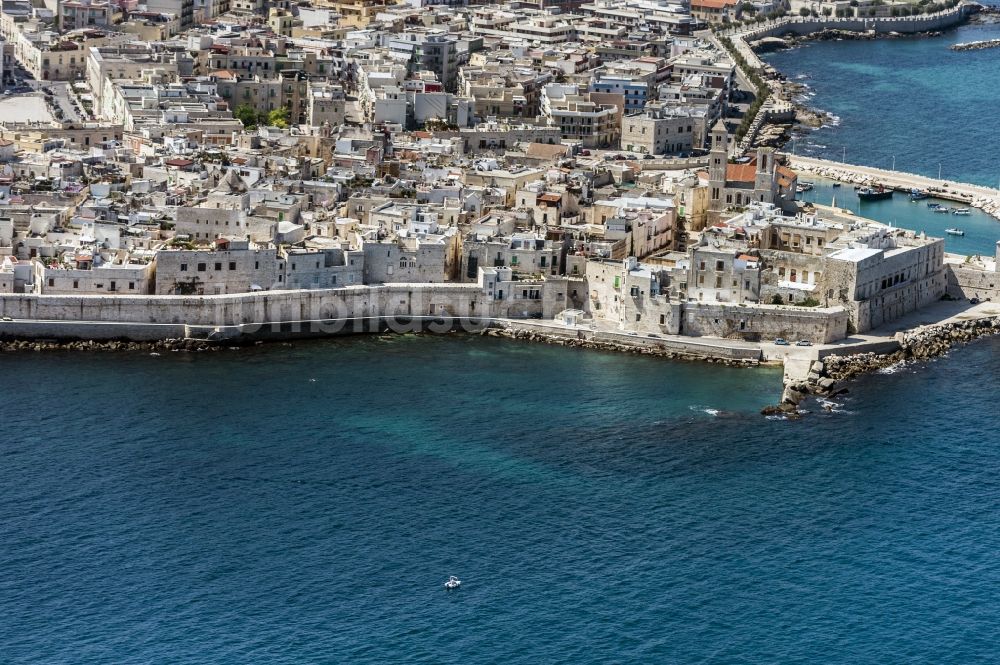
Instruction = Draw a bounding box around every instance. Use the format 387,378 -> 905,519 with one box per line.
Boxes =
45,81 -> 85,123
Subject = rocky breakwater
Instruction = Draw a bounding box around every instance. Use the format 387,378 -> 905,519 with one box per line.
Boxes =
763,315 -> 1000,417
482,327 -> 760,367
950,38 -> 1000,51
790,162 -> 1000,220
0,337 -> 225,353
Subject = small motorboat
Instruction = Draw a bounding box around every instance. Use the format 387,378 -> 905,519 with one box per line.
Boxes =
952,208 -> 971,216
832,182 -> 842,188
945,228 -> 965,236
444,576 -> 461,590
934,206 -> 951,214
909,189 -> 929,201
927,202 -> 940,208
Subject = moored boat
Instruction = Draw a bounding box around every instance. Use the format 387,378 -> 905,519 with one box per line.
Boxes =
909,188 -> 929,201
858,185 -> 893,201
934,206 -> 951,213
945,228 -> 965,236
952,208 -> 971,216
927,202 -> 940,208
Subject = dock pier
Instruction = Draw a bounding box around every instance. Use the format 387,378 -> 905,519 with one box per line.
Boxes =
785,155 -> 1000,220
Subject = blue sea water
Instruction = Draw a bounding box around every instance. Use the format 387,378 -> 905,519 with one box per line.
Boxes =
763,14 -> 1000,189
798,176 -> 1000,255
2,335 -> 1000,663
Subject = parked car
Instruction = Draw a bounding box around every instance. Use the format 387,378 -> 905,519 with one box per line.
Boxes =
774,338 -> 790,346
643,154 -> 654,160
796,340 -> 813,347
970,297 -> 980,305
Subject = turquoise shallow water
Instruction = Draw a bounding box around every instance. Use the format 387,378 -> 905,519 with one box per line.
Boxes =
799,176 -> 1000,256
2,335 -> 1000,663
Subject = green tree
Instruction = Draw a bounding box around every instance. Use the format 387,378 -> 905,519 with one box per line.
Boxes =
822,7 -> 832,16
798,6 -> 810,15
234,104 -> 259,129
266,107 -> 290,128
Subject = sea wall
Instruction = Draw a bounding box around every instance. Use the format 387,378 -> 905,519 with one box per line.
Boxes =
0,284 -> 492,332
492,319 -> 762,361
946,264 -> 1000,301
681,302 -> 849,343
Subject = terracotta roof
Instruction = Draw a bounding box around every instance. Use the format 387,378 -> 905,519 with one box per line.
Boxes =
725,163 -> 756,183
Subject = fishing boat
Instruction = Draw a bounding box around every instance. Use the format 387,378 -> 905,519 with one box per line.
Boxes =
909,188 -> 929,201
927,202 -> 940,208
933,206 -> 951,214
952,208 -> 971,216
444,576 -> 462,590
857,185 -> 893,201
832,182 -> 842,188
945,228 -> 965,236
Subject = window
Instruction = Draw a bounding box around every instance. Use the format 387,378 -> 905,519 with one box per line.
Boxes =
73,280 -> 79,289
715,260 -> 724,272
255,261 -> 259,270
229,262 -> 236,271
129,282 -> 135,290
197,263 -> 206,272
48,278 -> 54,287
110,281 -> 116,292
215,262 -> 222,271
180,263 -> 188,272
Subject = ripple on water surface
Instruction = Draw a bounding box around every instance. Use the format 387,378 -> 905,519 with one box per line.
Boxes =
1,336 -> 999,663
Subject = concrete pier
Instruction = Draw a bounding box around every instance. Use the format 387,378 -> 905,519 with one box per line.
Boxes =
786,155 -> 1000,220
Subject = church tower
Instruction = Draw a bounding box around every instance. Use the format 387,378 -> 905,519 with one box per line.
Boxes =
753,147 -> 776,206
707,119 -> 728,224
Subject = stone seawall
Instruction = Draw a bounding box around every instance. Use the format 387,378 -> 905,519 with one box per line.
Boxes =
767,314 -> 1000,416
482,325 -> 762,366
0,283 -> 489,328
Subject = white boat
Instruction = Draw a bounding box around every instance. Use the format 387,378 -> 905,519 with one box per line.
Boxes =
952,208 -> 971,216
945,228 -> 965,236
444,576 -> 461,590
933,207 -> 951,214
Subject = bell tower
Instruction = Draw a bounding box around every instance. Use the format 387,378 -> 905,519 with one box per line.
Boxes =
707,119 -> 728,223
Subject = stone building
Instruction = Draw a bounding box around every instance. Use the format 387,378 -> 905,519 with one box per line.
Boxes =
706,120 -> 796,223
586,257 -> 682,334
154,241 -> 281,295
820,228 -> 946,333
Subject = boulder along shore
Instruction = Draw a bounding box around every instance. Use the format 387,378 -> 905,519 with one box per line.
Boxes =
480,327 -> 761,367
0,337 -> 234,353
765,315 -> 1000,417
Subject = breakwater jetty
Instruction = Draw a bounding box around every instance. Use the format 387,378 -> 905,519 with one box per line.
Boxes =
769,308 -> 1000,417
950,38 -> 1000,50
787,155 -> 1000,221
